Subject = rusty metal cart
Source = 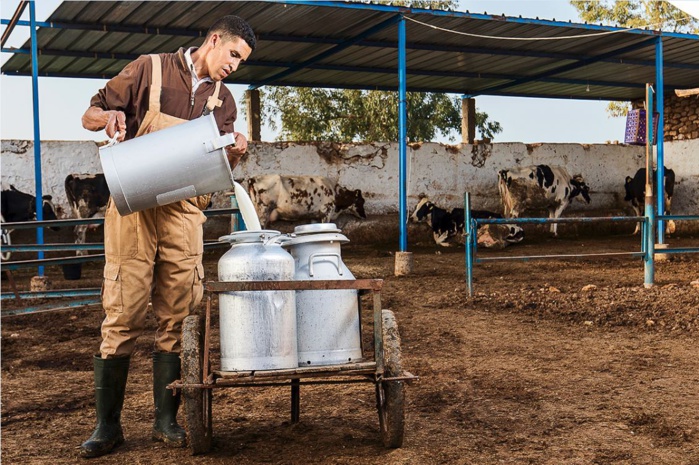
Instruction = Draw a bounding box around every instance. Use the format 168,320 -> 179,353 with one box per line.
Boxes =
171,278 -> 417,455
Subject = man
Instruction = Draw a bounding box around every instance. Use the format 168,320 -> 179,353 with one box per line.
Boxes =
79,16 -> 255,458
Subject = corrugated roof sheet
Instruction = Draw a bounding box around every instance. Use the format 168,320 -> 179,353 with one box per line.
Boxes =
3,0 -> 699,101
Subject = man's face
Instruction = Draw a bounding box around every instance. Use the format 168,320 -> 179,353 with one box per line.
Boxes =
207,34 -> 252,81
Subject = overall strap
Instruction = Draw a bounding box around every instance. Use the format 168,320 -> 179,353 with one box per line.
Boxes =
149,54 -> 162,113
205,81 -> 222,113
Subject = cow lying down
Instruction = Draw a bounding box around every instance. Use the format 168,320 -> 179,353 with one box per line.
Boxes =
247,174 -> 367,228
410,195 -> 524,249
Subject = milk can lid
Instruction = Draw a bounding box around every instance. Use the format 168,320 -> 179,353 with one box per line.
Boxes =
219,230 -> 282,244
293,223 -> 341,235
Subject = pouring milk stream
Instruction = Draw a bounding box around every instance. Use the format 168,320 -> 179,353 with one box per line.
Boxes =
233,181 -> 262,231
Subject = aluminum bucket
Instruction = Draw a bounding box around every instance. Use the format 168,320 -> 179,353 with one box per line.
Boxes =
99,113 -> 236,215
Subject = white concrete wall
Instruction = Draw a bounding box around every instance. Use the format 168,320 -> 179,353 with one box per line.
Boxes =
237,140 -> 698,217
2,139 -> 697,222
1,140 -> 102,218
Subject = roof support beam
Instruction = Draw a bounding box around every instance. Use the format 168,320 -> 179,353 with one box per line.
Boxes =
247,14 -> 403,90
4,19 -> 698,71
3,46 -> 652,90
0,18 -> 205,38
1,68 -> 679,101
293,62 -> 644,89
1,0 -> 28,48
655,37 -> 666,244
470,37 -> 659,97
2,47 -> 142,61
397,15 -> 408,253
256,34 -> 699,71
271,0 -> 699,40
28,0 -> 46,274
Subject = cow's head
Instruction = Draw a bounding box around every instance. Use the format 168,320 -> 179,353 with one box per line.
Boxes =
477,224 -> 523,249
335,186 -> 367,219
505,224 -> 525,243
410,195 -> 432,223
569,175 -> 591,204
498,170 -> 512,187
40,195 -> 60,230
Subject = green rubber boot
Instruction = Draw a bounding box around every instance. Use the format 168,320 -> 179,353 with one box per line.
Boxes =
80,355 -> 130,458
152,352 -> 186,447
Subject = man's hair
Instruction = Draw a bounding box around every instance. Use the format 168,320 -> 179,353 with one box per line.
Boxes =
206,15 -> 256,51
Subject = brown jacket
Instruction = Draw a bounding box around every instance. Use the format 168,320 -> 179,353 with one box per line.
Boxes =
90,47 -> 237,140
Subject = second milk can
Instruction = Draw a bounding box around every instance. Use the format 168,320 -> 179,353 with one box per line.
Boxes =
283,224 -> 362,366
218,230 -> 298,371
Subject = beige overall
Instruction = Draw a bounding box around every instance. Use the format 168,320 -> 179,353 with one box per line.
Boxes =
100,55 -> 221,358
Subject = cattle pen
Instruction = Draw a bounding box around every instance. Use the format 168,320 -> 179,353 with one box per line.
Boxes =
0,208 -> 240,316
463,192 -> 699,296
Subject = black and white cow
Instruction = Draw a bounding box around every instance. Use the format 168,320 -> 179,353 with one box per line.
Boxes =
247,175 -> 367,228
1,185 -> 59,260
409,195 -> 524,248
498,164 -> 591,237
624,167 -> 675,235
64,173 -> 110,256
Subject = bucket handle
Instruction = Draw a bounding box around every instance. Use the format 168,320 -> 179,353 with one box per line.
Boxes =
308,253 -> 343,277
204,133 -> 236,152
103,131 -> 121,148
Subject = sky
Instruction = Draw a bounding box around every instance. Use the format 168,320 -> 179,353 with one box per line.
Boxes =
0,0 -> 673,145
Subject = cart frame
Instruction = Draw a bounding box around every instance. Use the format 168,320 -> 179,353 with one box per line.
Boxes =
169,278 -> 416,454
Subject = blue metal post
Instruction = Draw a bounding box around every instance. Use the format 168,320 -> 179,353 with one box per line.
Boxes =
643,83 -> 655,287
655,36 -> 665,244
398,15 -> 408,252
644,201 -> 655,288
464,192 -> 473,297
29,0 -> 45,275
229,193 -> 245,232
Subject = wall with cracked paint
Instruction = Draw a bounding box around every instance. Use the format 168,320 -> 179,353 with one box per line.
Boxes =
2,139 -> 697,227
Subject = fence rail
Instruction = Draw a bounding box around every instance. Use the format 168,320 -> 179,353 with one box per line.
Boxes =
0,208 -> 239,230
463,192 -> 699,296
0,208 -> 240,314
0,208 -> 238,271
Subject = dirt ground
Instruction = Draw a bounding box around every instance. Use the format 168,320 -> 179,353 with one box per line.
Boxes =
2,232 -> 699,464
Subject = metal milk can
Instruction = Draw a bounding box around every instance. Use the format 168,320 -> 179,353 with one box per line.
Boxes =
217,230 -> 298,371
283,224 -> 362,366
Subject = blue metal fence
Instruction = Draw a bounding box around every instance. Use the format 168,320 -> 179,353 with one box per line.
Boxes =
1,208 -> 242,311
464,192 -> 699,297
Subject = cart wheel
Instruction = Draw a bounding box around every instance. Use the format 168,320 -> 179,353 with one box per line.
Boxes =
377,309 -> 405,448
182,315 -> 212,455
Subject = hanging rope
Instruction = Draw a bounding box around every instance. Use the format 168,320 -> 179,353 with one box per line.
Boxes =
404,15 -> 645,40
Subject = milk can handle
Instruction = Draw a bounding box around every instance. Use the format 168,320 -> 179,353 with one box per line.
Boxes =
308,253 -> 343,277
103,131 -> 121,148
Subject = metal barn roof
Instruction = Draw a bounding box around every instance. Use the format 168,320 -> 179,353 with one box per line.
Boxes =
2,0 -> 699,101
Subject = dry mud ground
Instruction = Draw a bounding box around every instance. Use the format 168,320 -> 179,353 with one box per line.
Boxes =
2,233 -> 699,465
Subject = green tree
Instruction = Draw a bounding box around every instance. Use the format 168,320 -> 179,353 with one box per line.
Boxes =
571,0 -> 698,33
257,88 -> 501,143
571,1 -> 699,116
247,0 -> 503,143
